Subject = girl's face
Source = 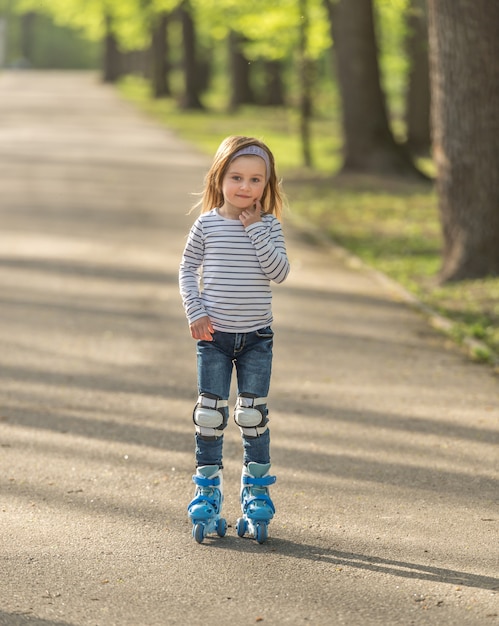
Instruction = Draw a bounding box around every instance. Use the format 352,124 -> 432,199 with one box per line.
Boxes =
221,155 -> 267,212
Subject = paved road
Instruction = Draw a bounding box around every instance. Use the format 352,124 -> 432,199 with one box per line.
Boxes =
0,71 -> 497,626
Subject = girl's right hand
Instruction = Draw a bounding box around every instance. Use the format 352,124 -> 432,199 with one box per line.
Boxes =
240,199 -> 262,227
190,316 -> 214,341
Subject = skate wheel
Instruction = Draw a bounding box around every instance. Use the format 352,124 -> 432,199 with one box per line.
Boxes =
255,522 -> 268,544
236,517 -> 247,537
193,523 -> 205,544
217,517 -> 227,537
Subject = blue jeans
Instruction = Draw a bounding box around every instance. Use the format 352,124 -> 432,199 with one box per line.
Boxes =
195,327 -> 273,468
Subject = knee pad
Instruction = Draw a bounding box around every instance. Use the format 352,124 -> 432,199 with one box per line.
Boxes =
234,394 -> 269,438
193,394 -> 228,440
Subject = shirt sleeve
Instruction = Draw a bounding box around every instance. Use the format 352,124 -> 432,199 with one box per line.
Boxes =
245,217 -> 290,284
179,219 -> 208,324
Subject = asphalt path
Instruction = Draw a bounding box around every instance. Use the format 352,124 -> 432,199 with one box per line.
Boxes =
0,71 -> 498,626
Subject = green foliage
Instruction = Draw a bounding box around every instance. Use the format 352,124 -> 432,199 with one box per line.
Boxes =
11,0 -> 332,64
7,0 -> 410,134
188,0 -> 331,64
0,2 -> 99,67
16,0 -> 105,41
14,0 -> 158,48
5,0 -> 412,96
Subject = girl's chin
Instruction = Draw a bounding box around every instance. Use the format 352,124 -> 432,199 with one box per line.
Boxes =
231,202 -> 254,211
234,197 -> 253,204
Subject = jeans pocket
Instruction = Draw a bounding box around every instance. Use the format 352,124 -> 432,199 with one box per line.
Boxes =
256,326 -> 274,339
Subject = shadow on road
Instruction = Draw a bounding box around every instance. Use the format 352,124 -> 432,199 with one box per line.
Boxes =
0,612 -> 74,626
209,536 -> 499,592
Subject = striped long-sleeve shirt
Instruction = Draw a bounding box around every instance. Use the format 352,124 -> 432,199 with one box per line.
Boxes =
179,208 -> 290,333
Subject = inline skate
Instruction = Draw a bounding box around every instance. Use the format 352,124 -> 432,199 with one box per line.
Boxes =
236,462 -> 276,544
188,465 -> 227,543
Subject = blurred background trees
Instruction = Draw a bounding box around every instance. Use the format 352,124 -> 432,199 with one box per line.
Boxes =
1,0 -> 498,282
0,0 -> 100,69
0,0 -> 427,170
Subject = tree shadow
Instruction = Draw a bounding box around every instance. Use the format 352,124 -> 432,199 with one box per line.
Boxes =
211,536 -> 499,592
0,611 -> 74,626
0,473 -> 178,524
0,257 -> 178,286
272,443 -> 499,500
2,401 -> 193,455
271,397 -> 499,447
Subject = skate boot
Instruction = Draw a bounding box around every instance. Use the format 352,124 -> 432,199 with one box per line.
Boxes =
187,465 -> 227,543
236,462 -> 276,544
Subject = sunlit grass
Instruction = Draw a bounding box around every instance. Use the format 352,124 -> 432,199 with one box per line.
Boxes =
118,75 -> 342,173
289,176 -> 499,360
118,76 -> 499,364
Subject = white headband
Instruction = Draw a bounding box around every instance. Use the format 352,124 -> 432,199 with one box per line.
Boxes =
231,145 -> 271,181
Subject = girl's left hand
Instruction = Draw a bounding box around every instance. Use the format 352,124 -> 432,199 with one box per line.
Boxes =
239,200 -> 262,227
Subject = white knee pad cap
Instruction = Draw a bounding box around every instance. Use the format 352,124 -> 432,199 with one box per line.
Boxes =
194,395 -> 228,438
234,396 -> 268,437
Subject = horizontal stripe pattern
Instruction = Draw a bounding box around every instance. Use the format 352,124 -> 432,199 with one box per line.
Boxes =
179,209 -> 290,332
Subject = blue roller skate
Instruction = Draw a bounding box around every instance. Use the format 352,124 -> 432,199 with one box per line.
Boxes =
188,465 -> 227,544
236,462 -> 276,544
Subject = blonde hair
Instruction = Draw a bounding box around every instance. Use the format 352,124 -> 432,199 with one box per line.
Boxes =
196,136 -> 284,219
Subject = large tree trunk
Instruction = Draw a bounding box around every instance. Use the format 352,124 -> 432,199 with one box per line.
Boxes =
324,0 -> 423,177
151,13 -> 170,98
405,0 -> 431,155
228,31 -> 255,111
178,1 -> 203,109
428,0 -> 499,281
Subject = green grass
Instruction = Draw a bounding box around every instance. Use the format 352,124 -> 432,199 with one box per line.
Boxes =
118,75 -> 342,174
288,175 -> 499,363
118,76 -> 499,366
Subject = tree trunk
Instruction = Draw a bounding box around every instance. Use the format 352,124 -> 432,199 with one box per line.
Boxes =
229,31 -> 255,111
178,1 -> 203,109
20,11 -> 36,66
298,0 -> 313,168
151,13 -> 170,98
103,15 -> 123,83
262,60 -> 285,106
428,0 -> 499,281
0,18 -> 6,68
405,0 -> 431,155
324,0 -> 423,177
122,50 -> 150,78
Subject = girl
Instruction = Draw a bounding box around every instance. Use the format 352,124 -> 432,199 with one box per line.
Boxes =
179,136 -> 290,543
